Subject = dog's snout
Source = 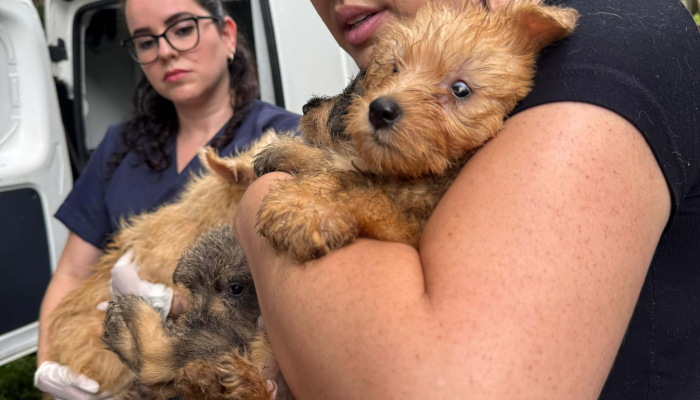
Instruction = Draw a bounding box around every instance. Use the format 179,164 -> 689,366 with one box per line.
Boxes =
369,97 -> 401,130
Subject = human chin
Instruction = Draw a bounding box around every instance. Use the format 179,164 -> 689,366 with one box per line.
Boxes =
159,83 -> 203,105
343,16 -> 392,68
350,45 -> 375,69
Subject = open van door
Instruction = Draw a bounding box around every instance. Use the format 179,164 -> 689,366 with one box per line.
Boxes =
0,0 -> 72,366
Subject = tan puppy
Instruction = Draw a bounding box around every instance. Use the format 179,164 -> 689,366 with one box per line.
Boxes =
46,132 -> 275,399
255,0 -> 579,261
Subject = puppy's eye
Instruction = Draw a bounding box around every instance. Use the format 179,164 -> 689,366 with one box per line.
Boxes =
392,63 -> 399,75
228,283 -> 244,296
451,81 -> 472,99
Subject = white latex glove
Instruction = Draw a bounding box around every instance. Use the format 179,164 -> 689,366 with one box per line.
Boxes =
34,361 -> 113,400
96,250 -> 172,319
267,379 -> 278,399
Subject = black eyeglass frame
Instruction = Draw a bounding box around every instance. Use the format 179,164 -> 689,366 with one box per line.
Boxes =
121,15 -> 220,65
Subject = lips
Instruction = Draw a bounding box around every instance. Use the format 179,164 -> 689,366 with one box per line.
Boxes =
336,6 -> 388,46
164,69 -> 189,82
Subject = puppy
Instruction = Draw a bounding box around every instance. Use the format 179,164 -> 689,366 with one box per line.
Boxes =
255,0 -> 579,261
102,224 -> 290,400
253,71 -> 365,177
46,132 -> 276,399
96,73 -> 366,400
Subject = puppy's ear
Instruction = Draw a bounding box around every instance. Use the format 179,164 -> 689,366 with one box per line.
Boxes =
511,2 -> 579,49
200,147 -> 256,185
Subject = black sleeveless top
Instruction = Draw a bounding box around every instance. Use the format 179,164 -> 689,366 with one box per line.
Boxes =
511,1 -> 700,398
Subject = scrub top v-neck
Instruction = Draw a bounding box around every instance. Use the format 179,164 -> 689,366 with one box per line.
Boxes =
55,100 -> 300,249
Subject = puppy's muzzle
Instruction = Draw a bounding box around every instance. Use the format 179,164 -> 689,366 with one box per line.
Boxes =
369,97 -> 401,130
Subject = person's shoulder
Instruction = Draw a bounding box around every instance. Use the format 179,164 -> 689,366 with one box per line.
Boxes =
254,100 -> 296,116
219,101 -> 299,154
548,0 -> 699,63
252,100 -> 301,132
516,0 -> 700,218
93,123 -> 126,158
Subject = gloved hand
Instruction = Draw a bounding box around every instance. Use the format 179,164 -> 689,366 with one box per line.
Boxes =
34,361 -> 113,400
96,250 -> 172,319
267,379 -> 278,399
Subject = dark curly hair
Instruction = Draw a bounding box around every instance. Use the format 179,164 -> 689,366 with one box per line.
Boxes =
108,0 -> 260,176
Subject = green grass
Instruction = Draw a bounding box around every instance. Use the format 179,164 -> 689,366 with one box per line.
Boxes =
0,354 -> 42,400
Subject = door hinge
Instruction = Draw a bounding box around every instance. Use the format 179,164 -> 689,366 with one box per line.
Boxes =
49,39 -> 68,62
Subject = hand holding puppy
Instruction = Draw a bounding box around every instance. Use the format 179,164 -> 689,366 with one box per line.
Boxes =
96,250 -> 172,319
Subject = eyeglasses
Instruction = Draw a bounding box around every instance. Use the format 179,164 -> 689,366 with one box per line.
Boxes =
122,16 -> 220,65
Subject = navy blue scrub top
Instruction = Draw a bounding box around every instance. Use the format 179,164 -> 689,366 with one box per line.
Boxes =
55,100 -> 300,249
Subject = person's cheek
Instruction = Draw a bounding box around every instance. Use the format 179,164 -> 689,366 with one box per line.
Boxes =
309,0 -> 330,22
142,65 -> 166,97
310,0 -> 338,40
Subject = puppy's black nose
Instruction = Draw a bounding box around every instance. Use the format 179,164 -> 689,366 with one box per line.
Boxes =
369,97 -> 401,130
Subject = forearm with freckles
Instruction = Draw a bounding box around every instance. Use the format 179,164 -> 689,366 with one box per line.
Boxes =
234,102 -> 670,400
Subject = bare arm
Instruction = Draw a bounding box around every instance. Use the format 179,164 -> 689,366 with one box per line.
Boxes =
234,102 -> 670,399
37,232 -> 103,365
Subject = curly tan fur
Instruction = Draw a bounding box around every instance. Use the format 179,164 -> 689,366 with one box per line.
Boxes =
255,0 -> 579,261
175,355 -> 268,400
46,132 -> 277,398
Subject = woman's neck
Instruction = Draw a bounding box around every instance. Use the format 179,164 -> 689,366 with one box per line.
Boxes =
173,77 -> 235,173
175,79 -> 234,142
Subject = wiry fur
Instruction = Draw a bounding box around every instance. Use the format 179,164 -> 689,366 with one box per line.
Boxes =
102,225 -> 292,400
46,131 -> 277,398
254,0 -> 578,261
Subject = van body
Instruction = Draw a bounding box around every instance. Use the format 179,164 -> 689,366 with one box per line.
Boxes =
0,0 -> 356,366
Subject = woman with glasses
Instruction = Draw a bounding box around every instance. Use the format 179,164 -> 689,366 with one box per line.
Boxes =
35,0 -> 298,398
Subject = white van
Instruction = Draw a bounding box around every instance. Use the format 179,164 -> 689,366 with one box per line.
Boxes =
0,0 -> 357,366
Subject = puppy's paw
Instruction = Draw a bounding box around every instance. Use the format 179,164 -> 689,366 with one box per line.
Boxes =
102,295 -> 175,384
258,189 -> 359,261
253,146 -> 282,177
254,136 -> 332,177
102,296 -> 141,372
253,137 -> 297,177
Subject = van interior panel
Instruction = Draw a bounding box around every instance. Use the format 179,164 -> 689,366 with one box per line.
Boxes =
0,188 -> 52,335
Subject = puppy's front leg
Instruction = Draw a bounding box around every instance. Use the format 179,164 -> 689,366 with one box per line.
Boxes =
258,174 -> 358,261
344,186 -> 423,247
253,136 -> 333,177
102,295 -> 177,386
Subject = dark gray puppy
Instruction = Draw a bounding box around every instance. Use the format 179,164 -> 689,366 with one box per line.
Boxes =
102,225 -> 281,400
